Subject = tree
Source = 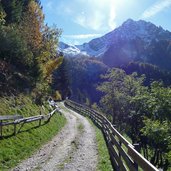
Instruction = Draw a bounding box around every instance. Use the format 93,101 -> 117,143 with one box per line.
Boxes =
52,58 -> 71,100
1,0 -> 25,23
141,118 -> 170,169
97,68 -> 145,133
137,82 -> 171,169
0,3 -> 6,25
146,82 -> 171,121
66,57 -> 108,104
0,0 -> 62,98
19,0 -> 44,55
97,69 -> 171,169
38,25 -> 62,80
0,26 -> 33,70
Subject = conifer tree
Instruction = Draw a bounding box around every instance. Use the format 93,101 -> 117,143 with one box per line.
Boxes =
1,0 -> 24,23
52,58 -> 71,100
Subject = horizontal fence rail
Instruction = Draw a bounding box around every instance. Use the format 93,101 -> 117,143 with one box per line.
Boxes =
65,100 -> 159,171
0,101 -> 60,138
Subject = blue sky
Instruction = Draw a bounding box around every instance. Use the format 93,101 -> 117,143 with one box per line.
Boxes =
41,0 -> 171,45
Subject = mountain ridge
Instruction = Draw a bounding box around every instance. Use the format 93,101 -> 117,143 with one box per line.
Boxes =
59,19 -> 171,59
59,18 -> 171,71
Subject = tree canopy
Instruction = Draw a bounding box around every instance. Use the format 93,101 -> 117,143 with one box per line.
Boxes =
97,68 -> 171,169
0,0 -> 62,102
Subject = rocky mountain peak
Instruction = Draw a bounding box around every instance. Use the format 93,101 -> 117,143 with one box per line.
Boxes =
59,19 -> 171,61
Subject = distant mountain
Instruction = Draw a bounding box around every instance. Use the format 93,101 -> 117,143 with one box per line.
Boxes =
121,62 -> 171,86
59,19 -> 171,70
101,19 -> 171,69
58,42 -> 85,57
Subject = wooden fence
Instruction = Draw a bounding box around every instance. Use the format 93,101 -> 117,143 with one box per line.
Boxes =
65,100 -> 159,171
0,102 -> 59,138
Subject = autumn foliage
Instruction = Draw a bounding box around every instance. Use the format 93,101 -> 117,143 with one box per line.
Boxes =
0,0 -> 62,101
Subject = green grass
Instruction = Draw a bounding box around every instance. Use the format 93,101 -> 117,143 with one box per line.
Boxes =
0,95 -> 66,170
87,118 -> 113,171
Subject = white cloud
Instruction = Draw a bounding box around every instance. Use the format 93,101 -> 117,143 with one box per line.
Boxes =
108,5 -> 116,30
59,0 -> 117,31
141,0 -> 171,19
74,11 -> 105,31
63,34 -> 102,39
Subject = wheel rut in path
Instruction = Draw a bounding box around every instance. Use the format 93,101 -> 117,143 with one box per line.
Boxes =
13,102 -> 98,171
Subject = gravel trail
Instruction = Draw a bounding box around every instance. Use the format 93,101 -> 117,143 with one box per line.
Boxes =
13,102 -> 98,171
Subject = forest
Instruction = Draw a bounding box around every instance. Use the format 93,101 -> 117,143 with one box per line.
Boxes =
0,0 -> 62,103
97,68 -> 171,170
52,55 -> 171,169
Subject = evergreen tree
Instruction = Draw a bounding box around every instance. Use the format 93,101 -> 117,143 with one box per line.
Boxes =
0,0 -> 62,98
52,58 -> 71,100
1,0 -> 24,23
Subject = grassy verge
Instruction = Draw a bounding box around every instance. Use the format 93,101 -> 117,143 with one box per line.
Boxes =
0,95 -> 66,170
87,118 -> 113,171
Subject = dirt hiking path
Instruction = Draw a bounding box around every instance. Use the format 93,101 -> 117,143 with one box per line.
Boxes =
13,102 -> 98,171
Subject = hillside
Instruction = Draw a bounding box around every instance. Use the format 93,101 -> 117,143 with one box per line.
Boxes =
53,57 -> 109,103
0,1 -> 66,169
0,0 -> 62,100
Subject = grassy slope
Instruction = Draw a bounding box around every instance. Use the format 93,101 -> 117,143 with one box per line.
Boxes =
87,118 -> 113,171
0,95 -> 66,170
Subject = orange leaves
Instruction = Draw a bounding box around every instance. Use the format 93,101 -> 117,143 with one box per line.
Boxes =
43,57 -> 63,81
19,1 -> 44,54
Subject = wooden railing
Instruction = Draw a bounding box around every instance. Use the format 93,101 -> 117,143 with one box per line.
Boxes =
0,101 -> 60,138
65,100 -> 159,171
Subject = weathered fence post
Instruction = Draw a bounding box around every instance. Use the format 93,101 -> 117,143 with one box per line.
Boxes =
14,123 -> 17,135
0,120 -> 2,138
133,143 -> 140,171
119,141 -> 122,158
47,115 -> 51,123
39,111 -> 42,126
39,118 -> 41,126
